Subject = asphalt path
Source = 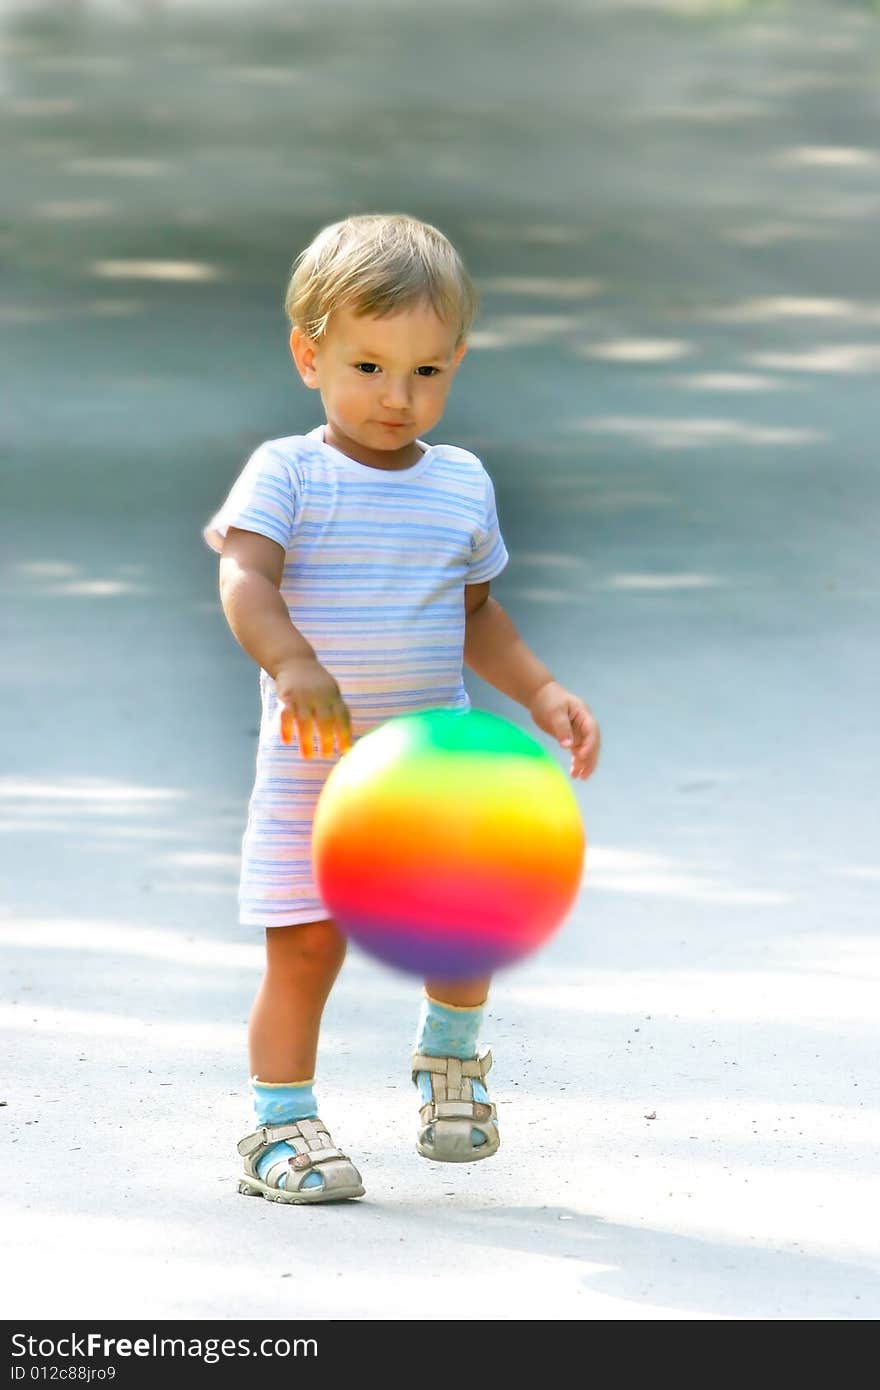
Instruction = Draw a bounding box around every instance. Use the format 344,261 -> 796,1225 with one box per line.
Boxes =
2,0 -> 879,1320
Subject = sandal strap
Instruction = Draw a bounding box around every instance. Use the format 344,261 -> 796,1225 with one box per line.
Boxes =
285,1155 -> 362,1196
411,1046 -> 493,1088
419,1099 -> 495,1123
262,1141 -> 347,1178
237,1117 -> 342,1160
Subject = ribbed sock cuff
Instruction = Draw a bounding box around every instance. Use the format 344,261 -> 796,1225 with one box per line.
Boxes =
414,993 -> 485,1059
250,1077 -> 318,1126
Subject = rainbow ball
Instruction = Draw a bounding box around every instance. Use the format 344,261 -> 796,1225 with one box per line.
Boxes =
312,707 -> 586,979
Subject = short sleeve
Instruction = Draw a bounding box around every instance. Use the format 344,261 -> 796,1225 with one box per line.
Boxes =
203,443 -> 300,555
467,469 -> 509,583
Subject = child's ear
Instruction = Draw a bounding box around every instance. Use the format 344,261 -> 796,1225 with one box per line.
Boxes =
290,327 -> 320,388
453,341 -> 467,368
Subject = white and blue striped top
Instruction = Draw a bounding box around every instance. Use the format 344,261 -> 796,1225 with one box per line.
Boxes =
204,425 -> 509,732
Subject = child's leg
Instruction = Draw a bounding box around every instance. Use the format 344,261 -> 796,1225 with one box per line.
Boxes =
413,975 -> 496,1157
417,975 -> 491,1083
249,919 -> 347,1080
245,919 -> 351,1195
423,977 -> 492,1010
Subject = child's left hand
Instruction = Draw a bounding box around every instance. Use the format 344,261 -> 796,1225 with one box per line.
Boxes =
528,681 -> 600,781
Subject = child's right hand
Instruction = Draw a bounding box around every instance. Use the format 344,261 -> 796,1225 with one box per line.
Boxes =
274,656 -> 353,759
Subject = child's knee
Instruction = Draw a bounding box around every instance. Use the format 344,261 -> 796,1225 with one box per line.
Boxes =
266,918 -> 347,975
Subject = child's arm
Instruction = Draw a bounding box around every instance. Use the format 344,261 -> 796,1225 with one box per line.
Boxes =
463,583 -> 600,781
219,527 -> 353,758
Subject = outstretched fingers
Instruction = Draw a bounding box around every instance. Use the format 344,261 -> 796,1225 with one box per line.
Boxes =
278,702 -> 353,759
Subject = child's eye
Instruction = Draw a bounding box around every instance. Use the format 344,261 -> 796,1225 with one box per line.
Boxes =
354,363 -> 440,377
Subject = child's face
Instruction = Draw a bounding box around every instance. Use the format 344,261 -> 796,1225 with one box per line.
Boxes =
291,300 -> 467,459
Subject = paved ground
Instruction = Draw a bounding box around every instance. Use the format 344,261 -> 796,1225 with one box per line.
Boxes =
2,0 -> 879,1320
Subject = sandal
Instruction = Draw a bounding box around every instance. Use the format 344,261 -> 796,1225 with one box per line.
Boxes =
237,1118 -> 365,1203
411,1046 -> 500,1163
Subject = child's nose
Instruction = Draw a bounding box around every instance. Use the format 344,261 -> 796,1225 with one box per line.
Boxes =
379,376 -> 412,410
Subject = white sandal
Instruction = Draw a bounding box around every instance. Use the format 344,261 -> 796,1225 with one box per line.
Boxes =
237,1118 -> 365,1203
411,1047 -> 500,1163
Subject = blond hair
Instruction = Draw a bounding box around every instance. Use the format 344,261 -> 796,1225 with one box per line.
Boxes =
284,212 -> 478,348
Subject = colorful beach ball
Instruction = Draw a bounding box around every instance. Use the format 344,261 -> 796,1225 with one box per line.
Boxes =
312,707 -> 586,978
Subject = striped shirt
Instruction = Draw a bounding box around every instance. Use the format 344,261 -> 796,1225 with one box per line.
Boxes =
204,424 -> 509,731
204,425 -> 509,925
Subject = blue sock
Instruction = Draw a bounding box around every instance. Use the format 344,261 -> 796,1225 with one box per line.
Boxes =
250,1078 -> 323,1191
413,993 -> 489,1146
